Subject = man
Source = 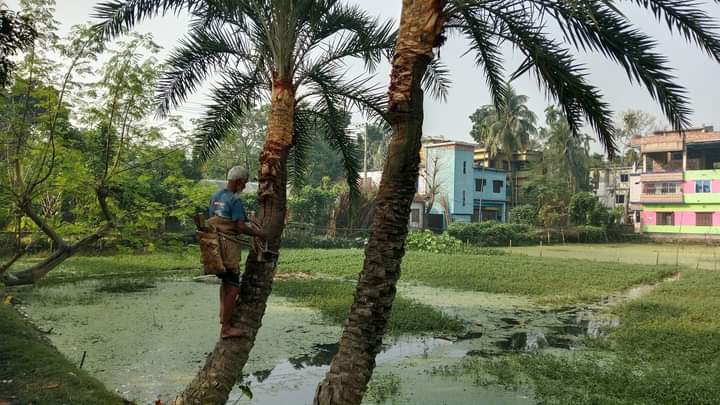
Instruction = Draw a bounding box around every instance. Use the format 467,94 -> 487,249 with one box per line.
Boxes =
208,166 -> 267,338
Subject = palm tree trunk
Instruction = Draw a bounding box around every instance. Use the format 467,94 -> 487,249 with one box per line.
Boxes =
172,78 -> 295,405
313,2 -> 444,404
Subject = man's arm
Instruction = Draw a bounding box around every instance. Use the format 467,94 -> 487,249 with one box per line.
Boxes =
235,221 -> 268,239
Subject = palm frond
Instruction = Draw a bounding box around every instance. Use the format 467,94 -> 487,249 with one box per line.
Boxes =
422,56 -> 452,102
484,6 -> 618,156
304,104 -> 361,201
287,108 -> 315,190
92,0 -> 197,38
452,3 -> 506,109
528,0 -> 692,133
193,69 -> 266,162
300,62 -> 388,123
626,0 -> 720,62
157,22 -> 254,116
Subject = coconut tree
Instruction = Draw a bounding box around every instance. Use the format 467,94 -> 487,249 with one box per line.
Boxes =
314,1 -> 720,403
94,1 -> 394,403
469,84 -> 537,164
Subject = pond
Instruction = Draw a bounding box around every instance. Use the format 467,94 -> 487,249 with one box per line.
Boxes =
15,279 -> 628,404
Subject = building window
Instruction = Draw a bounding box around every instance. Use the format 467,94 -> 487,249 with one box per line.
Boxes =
696,180 -> 711,193
502,161 -> 509,170
620,174 -> 629,182
671,152 -> 683,161
696,212 -> 713,227
463,161 -> 467,174
411,208 -> 421,225
475,178 -> 486,192
462,190 -> 466,206
615,194 -> 625,204
644,183 -> 678,194
657,212 -> 674,226
493,180 -> 503,193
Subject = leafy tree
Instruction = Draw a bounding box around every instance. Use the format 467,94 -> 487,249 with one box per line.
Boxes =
0,2 -> 36,86
94,1 -> 395,403
201,105 -> 268,180
508,204 -> 537,226
615,109 -> 659,165
469,84 -> 537,160
317,1 -> 720,402
536,106 -> 592,193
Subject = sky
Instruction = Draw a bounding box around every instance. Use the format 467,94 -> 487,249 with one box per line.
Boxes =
7,0 -> 720,154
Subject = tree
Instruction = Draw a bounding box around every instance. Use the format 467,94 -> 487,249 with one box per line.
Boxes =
315,0 -> 720,403
616,109 -> 659,165
536,106 -> 592,193
0,2 -> 36,87
1,18 -> 166,285
94,1 -> 395,403
469,84 -> 536,161
420,155 -> 444,215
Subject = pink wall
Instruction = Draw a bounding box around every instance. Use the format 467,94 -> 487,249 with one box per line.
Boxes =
713,180 -> 720,192
676,211 -> 695,226
683,181 -> 695,193
714,212 -> 720,226
641,211 -> 656,225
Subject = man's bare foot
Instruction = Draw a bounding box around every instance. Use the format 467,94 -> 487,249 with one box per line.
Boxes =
221,325 -> 243,338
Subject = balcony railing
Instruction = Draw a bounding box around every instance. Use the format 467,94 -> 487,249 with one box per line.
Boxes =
640,171 -> 683,182
639,192 -> 684,203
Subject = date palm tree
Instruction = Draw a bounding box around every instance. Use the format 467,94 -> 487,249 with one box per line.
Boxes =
94,1 -> 395,404
314,1 -> 720,403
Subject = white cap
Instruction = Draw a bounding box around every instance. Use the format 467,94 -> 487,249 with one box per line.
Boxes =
227,166 -> 249,182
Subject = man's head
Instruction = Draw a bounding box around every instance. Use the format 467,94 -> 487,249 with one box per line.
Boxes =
227,166 -> 249,192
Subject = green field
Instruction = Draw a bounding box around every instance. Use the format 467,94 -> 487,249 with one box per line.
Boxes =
515,242 -> 720,270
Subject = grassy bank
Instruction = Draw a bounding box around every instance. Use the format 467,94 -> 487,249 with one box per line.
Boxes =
5,247 -> 676,305
279,249 -> 676,305
445,269 -> 720,404
0,298 -> 128,405
273,279 -> 464,335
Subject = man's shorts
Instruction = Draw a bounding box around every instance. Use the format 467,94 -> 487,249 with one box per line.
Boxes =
216,269 -> 240,287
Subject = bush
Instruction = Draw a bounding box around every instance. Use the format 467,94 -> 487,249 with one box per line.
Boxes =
447,222 -> 532,246
509,204 -> 537,226
406,230 -> 461,253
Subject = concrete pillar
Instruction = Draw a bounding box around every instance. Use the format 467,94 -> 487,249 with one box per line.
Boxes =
643,154 -> 647,173
683,148 -> 687,171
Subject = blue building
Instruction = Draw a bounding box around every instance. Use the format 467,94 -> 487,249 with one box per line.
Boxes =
423,142 -> 509,227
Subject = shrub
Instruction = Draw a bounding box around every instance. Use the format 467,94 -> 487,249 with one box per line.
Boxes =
509,204 -> 537,226
406,230 -> 461,253
447,222 -> 532,246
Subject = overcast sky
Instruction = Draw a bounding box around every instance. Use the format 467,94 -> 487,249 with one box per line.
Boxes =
7,0 -> 720,154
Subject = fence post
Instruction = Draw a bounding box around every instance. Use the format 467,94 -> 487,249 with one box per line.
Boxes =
656,251 -> 660,266
509,239 -> 512,255
540,240 -> 543,257
675,244 -> 680,268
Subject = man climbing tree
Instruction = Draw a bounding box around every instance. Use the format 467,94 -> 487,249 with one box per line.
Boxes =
204,166 -> 267,339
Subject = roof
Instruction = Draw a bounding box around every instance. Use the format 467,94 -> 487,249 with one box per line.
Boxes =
424,141 -> 478,150
630,127 -> 720,146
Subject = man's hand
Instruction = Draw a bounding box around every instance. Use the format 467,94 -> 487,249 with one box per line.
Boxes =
236,221 -> 268,240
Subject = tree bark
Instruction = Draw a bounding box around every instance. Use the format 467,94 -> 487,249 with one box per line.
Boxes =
172,78 -> 295,405
2,193 -> 114,286
2,224 -> 111,286
313,2 -> 444,404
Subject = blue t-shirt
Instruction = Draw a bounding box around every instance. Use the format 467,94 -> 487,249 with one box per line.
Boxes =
208,189 -> 247,222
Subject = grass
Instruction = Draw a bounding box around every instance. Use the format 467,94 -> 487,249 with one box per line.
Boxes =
95,279 -> 156,293
278,249 -> 676,305
3,247 -> 676,305
515,242 -> 720,270
273,279 -> 464,335
447,269 -> 720,405
0,298 -> 128,405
